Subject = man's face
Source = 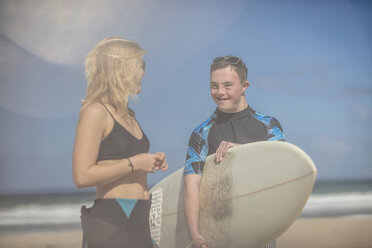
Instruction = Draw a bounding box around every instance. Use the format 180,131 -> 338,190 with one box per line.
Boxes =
210,66 -> 249,113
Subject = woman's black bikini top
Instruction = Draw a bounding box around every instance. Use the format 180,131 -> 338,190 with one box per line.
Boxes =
96,103 -> 150,162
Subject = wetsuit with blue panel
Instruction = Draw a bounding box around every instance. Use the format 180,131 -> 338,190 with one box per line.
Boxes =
184,105 -> 284,248
184,106 -> 284,176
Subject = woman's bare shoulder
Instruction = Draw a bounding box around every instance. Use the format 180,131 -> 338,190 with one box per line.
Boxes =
79,102 -> 108,122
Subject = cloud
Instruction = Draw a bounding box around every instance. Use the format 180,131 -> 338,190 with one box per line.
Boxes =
0,0 -> 246,117
310,137 -> 352,155
0,34 -> 85,118
0,0 -> 247,66
254,63 -> 334,91
353,104 -> 372,122
341,87 -> 372,97
0,0 -> 145,65
302,136 -> 372,180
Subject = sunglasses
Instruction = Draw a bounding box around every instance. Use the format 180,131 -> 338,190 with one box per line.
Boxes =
212,55 -> 242,65
212,55 -> 247,80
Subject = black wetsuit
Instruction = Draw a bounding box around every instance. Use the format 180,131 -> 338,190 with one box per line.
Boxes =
184,106 -> 284,176
208,107 -> 283,155
184,106 -> 284,248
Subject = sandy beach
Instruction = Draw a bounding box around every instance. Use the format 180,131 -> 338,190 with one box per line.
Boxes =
0,230 -> 82,248
277,217 -> 372,248
1,217 -> 371,248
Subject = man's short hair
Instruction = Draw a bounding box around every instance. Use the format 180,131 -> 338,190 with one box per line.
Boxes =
210,55 -> 248,82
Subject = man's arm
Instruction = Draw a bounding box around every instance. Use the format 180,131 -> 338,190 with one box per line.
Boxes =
183,116 -> 215,247
184,174 -> 207,248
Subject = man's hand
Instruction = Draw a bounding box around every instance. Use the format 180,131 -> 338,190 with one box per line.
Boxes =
191,232 -> 207,248
215,141 -> 240,163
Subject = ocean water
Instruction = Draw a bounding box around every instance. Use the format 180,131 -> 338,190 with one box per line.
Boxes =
0,180 -> 371,236
301,180 -> 372,218
0,192 -> 95,236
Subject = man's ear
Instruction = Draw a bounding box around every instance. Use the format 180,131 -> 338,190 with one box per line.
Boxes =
242,80 -> 249,92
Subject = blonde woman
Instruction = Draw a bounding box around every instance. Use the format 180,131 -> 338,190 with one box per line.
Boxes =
73,36 -> 168,248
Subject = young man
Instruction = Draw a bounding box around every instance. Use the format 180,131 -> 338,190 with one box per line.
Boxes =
183,55 -> 284,248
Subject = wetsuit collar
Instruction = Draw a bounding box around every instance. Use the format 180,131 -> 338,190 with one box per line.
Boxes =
214,105 -> 253,121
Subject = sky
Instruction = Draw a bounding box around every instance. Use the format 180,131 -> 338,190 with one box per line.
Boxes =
0,0 -> 371,194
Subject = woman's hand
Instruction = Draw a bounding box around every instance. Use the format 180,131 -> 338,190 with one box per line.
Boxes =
130,152 -> 168,173
154,152 -> 168,172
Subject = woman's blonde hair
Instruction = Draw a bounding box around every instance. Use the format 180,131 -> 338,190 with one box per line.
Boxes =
82,36 -> 145,118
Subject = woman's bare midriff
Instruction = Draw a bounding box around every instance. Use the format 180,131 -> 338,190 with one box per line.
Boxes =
96,171 -> 150,200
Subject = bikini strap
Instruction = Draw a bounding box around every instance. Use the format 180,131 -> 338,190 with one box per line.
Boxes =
100,102 -> 115,121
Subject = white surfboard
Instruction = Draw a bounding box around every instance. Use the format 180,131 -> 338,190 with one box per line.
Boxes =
149,141 -> 317,248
